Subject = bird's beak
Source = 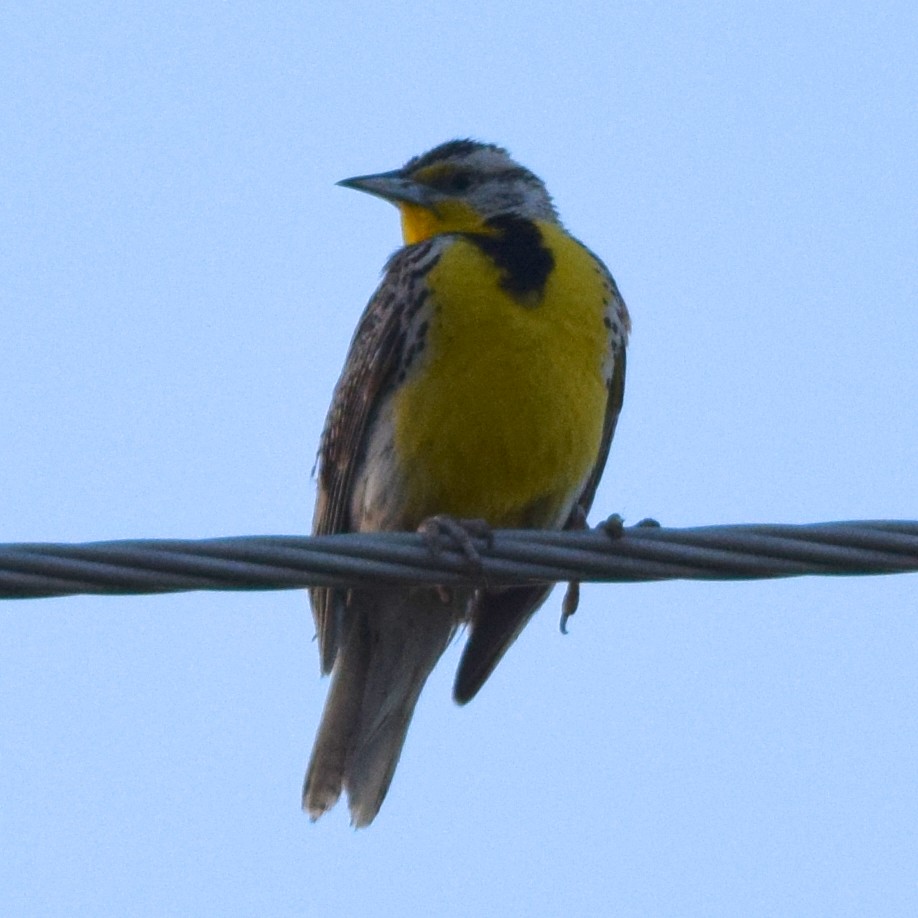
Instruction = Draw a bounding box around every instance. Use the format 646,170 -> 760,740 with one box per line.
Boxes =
337,170 -> 436,209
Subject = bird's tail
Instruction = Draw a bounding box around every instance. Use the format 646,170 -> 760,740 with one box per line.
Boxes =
303,588 -> 462,827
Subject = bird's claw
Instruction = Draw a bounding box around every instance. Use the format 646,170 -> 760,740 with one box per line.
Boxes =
599,513 -> 661,539
635,517 -> 661,528
599,512 -> 625,539
417,514 -> 493,570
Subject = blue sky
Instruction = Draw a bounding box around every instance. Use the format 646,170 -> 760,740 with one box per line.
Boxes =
1,2 -> 916,915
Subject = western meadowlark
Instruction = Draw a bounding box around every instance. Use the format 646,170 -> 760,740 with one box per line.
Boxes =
304,139 -> 630,826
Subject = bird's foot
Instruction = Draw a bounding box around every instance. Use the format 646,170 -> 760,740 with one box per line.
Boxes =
599,512 -> 625,539
417,515 -> 493,570
562,513 -> 661,632
598,513 -> 661,539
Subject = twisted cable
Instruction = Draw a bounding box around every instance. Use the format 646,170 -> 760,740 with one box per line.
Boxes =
1,520 -> 916,600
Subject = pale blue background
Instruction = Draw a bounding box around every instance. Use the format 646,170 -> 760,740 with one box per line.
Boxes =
2,2 -> 917,916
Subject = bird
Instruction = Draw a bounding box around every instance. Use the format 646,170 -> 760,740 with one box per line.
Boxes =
304,139 -> 630,826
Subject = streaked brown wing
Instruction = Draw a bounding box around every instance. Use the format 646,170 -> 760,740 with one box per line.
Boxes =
311,241 -> 436,673
453,325 -> 627,704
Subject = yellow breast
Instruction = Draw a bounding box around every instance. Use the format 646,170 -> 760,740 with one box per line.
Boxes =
392,221 -> 610,528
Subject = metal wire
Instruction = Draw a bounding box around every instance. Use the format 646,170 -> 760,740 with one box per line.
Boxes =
1,520 -> 916,600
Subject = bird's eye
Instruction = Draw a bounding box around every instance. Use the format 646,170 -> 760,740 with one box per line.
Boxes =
429,169 -> 473,193
446,171 -> 472,192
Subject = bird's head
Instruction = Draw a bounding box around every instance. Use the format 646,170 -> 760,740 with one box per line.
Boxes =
338,139 -> 559,244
